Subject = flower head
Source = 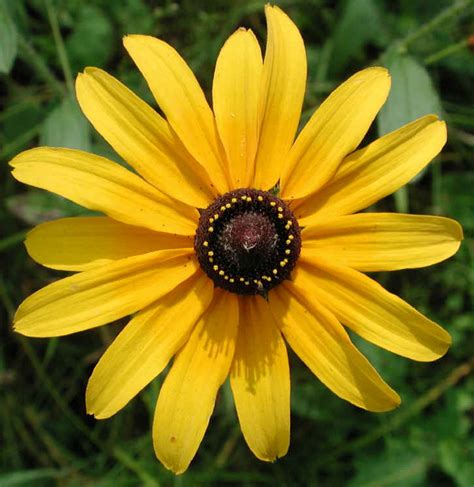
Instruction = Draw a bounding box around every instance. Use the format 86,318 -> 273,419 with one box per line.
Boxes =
10,5 -> 462,474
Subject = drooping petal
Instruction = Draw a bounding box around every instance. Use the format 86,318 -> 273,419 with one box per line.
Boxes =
153,289 -> 238,474
230,296 -> 290,461
123,35 -> 230,194
281,67 -> 391,200
76,68 -> 216,207
270,284 -> 400,412
86,272 -> 214,419
213,28 -> 262,188
302,213 -> 463,272
253,5 -> 306,190
14,249 -> 197,337
297,254 -> 452,361
10,148 -> 199,235
26,217 -> 193,272
294,115 -> 447,225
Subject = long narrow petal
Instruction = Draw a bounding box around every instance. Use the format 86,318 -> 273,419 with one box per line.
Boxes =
281,68 -> 391,200
86,272 -> 214,419
213,28 -> 262,188
270,285 -> 400,411
76,68 -> 216,207
14,249 -> 197,337
153,289 -> 238,474
230,296 -> 290,462
26,217 -> 193,272
302,213 -> 463,271
294,115 -> 447,225
10,148 -> 199,235
124,35 -> 230,194
253,5 -> 306,190
297,254 -> 452,361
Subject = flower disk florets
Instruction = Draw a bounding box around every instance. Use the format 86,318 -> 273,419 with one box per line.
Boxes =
195,189 -> 301,296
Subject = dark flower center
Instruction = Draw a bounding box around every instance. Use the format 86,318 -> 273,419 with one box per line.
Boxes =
194,188 -> 301,296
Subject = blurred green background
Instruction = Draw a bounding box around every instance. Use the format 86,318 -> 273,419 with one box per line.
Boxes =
1,0 -> 473,485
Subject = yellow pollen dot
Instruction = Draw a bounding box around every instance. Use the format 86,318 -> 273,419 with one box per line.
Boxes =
214,213 -> 219,220
208,226 -> 214,232
209,217 -> 214,223
280,261 -> 287,267
213,265 -> 219,271
284,258 -> 289,262
267,276 -> 272,281
245,281 -> 249,285
220,206 -> 226,211
203,241 -> 209,247
241,195 -> 247,200
285,249 -> 291,255
219,270 -> 225,276
287,220 -> 292,226
277,207 -> 283,212
262,275 -> 268,280
239,277 -> 245,282
285,224 -> 290,229
229,278 -> 235,283
226,203 -> 231,208
286,239 -> 291,245
246,196 -> 252,202
270,201 -> 276,207
224,275 -> 229,280
209,257 -> 214,263
257,195 -> 263,201
289,234 -> 294,240
278,214 -> 284,219
208,251 -> 214,256
272,269 -> 278,275
231,197 -> 237,203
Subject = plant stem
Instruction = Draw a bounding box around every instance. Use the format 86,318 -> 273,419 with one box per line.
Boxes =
17,35 -> 64,96
44,0 -> 74,94
425,38 -> 470,65
312,358 -> 474,469
397,0 -> 472,52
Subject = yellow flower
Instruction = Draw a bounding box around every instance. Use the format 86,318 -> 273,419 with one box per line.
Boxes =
10,5 -> 462,474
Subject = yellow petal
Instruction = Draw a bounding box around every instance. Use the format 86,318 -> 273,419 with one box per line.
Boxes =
26,216 -> 194,272
302,213 -> 463,271
230,296 -> 290,461
123,35 -> 230,194
270,285 -> 400,411
212,28 -> 262,188
295,115 -> 447,225
153,289 -> 238,474
253,5 -> 306,190
10,148 -> 199,235
86,272 -> 214,419
297,254 -> 452,361
14,249 -> 197,337
76,68 -> 216,207
281,67 -> 391,200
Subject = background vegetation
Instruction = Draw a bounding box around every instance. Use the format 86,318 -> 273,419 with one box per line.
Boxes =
1,0 -> 473,485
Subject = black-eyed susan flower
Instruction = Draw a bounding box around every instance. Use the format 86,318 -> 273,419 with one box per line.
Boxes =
11,5 -> 462,474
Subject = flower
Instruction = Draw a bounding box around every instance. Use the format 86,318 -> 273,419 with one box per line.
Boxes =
10,5 -> 462,474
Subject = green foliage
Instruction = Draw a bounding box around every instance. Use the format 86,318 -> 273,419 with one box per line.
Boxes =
0,0 -> 18,74
1,0 -> 473,485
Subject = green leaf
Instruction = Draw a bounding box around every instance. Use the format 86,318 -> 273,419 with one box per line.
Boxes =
0,469 -> 60,486
39,96 -> 91,151
6,189 -> 90,225
349,441 -> 428,487
0,0 -> 18,74
65,5 -> 114,73
378,53 -> 443,136
329,0 -> 385,75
